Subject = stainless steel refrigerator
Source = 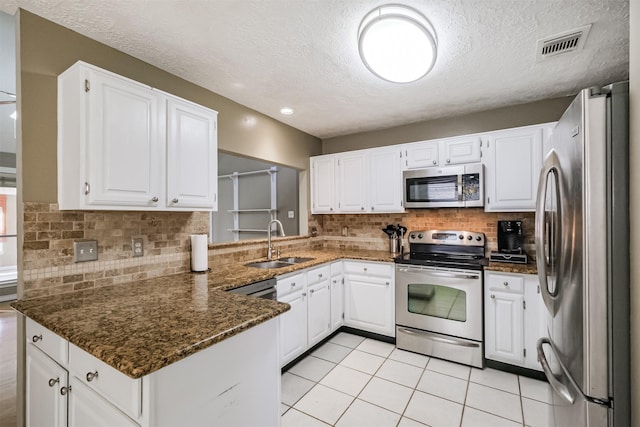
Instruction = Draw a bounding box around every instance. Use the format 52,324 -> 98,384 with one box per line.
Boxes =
534,82 -> 629,426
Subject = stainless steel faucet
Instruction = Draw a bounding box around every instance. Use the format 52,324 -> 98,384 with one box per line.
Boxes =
267,219 -> 286,260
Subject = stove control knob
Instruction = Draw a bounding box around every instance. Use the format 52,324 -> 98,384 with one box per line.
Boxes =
417,234 -> 423,239
458,234 -> 464,240
467,235 -> 473,240
475,236 -> 482,241
410,234 -> 416,239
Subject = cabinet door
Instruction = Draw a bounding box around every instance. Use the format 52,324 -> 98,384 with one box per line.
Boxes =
337,152 -> 368,212
26,344 -> 68,427
311,155 -> 336,213
86,68 -> 164,208
330,274 -> 344,332
344,275 -> 394,337
405,140 -> 439,169
307,280 -> 331,347
166,97 -> 218,210
279,289 -> 308,366
369,147 -> 404,213
68,376 -> 139,427
483,126 -> 543,211
485,291 -> 524,365
442,136 -> 481,165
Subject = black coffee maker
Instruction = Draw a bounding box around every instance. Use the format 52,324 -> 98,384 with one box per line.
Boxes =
498,220 -> 524,254
490,220 -> 528,263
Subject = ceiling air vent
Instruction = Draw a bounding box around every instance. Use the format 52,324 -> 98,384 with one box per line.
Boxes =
536,24 -> 592,60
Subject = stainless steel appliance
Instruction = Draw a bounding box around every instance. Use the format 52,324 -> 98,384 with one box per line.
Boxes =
403,163 -> 484,208
395,230 -> 487,368
227,278 -> 277,300
535,82 -> 629,426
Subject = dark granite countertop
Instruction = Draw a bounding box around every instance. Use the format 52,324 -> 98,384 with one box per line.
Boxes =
12,249 -> 395,379
485,260 -> 538,275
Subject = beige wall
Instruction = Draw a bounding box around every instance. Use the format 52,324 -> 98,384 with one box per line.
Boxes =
322,96 -> 572,152
18,9 -> 321,203
630,0 -> 639,424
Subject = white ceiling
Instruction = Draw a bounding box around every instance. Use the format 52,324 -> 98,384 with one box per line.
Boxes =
0,0 -> 630,139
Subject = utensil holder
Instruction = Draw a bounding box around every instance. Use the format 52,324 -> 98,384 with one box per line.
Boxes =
389,236 -> 400,254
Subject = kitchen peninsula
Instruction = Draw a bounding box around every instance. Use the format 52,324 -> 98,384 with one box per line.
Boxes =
12,248 -> 394,426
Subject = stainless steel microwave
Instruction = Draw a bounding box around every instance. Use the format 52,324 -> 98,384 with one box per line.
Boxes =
403,163 -> 484,208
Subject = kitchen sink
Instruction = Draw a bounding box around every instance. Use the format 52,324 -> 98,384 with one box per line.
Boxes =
244,260 -> 293,269
277,257 -> 316,264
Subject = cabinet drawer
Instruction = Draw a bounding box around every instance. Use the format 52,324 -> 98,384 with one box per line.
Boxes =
306,265 -> 330,286
277,272 -> 306,298
68,343 -> 142,420
344,261 -> 393,278
330,261 -> 343,275
486,273 -> 524,293
26,318 -> 68,366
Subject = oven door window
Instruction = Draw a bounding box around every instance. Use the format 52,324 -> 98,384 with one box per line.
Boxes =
407,283 -> 467,322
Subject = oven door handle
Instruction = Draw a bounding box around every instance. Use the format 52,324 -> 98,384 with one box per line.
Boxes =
397,327 -> 480,348
397,268 -> 479,280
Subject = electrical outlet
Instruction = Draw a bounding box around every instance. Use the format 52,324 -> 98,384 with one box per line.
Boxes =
132,237 -> 144,257
288,210 -> 295,219
74,240 -> 98,262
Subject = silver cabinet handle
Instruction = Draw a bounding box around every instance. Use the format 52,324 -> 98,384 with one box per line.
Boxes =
385,282 -> 390,286
310,289 -> 315,295
172,198 -> 179,203
318,274 -> 323,278
48,378 -> 59,387
363,267 -> 368,272
86,371 -> 98,382
84,182 -> 90,195
361,207 -> 364,211
60,386 -> 71,396
302,292 -> 307,297
32,334 -> 42,343
490,294 -> 495,299
371,207 -> 375,211
291,282 -> 296,287
432,160 -> 436,165
503,281 -> 509,286
152,196 -> 159,202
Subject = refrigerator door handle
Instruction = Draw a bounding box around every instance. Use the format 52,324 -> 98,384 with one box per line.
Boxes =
537,337 -> 580,405
535,150 -> 562,316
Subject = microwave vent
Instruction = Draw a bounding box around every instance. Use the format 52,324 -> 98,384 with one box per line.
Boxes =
536,24 -> 591,60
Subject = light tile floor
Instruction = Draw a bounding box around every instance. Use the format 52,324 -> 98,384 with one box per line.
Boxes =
282,333 -> 553,427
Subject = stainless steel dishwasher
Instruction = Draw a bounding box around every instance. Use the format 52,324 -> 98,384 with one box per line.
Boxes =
226,278 -> 277,300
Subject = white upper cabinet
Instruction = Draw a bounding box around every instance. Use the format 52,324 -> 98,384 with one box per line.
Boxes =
369,146 -> 403,213
404,140 -> 439,169
482,123 -> 554,212
310,147 -> 404,214
337,151 -> 368,213
58,61 -> 218,211
166,96 -> 218,210
310,154 -> 336,214
442,136 -> 482,165
404,136 -> 481,169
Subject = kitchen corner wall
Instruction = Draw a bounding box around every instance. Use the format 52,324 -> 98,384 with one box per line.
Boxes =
311,209 -> 535,255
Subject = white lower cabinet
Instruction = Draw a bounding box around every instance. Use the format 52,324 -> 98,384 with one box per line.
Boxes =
278,272 -> 308,366
307,279 -> 331,348
343,261 -> 395,337
484,271 -> 544,371
25,317 -> 281,427
330,261 -> 344,332
26,344 -> 68,427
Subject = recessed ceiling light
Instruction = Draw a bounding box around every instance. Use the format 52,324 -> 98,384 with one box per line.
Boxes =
280,107 -> 295,115
358,4 -> 438,84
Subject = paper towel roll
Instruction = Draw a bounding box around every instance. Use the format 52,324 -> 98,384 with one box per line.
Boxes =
190,234 -> 209,272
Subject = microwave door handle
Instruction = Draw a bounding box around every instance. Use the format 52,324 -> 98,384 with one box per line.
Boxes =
457,174 -> 463,201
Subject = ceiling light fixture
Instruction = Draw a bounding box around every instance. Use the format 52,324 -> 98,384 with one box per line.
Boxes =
280,107 -> 295,115
358,4 -> 437,84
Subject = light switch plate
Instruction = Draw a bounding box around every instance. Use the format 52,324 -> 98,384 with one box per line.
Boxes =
288,210 -> 295,219
74,240 -> 98,262
132,237 -> 144,257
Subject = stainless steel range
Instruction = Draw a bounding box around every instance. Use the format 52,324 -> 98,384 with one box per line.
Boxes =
395,230 -> 487,368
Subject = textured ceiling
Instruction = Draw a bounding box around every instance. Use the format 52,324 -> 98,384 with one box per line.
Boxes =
0,0 -> 630,139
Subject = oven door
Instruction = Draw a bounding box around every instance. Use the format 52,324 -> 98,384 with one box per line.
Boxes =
395,265 -> 483,341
